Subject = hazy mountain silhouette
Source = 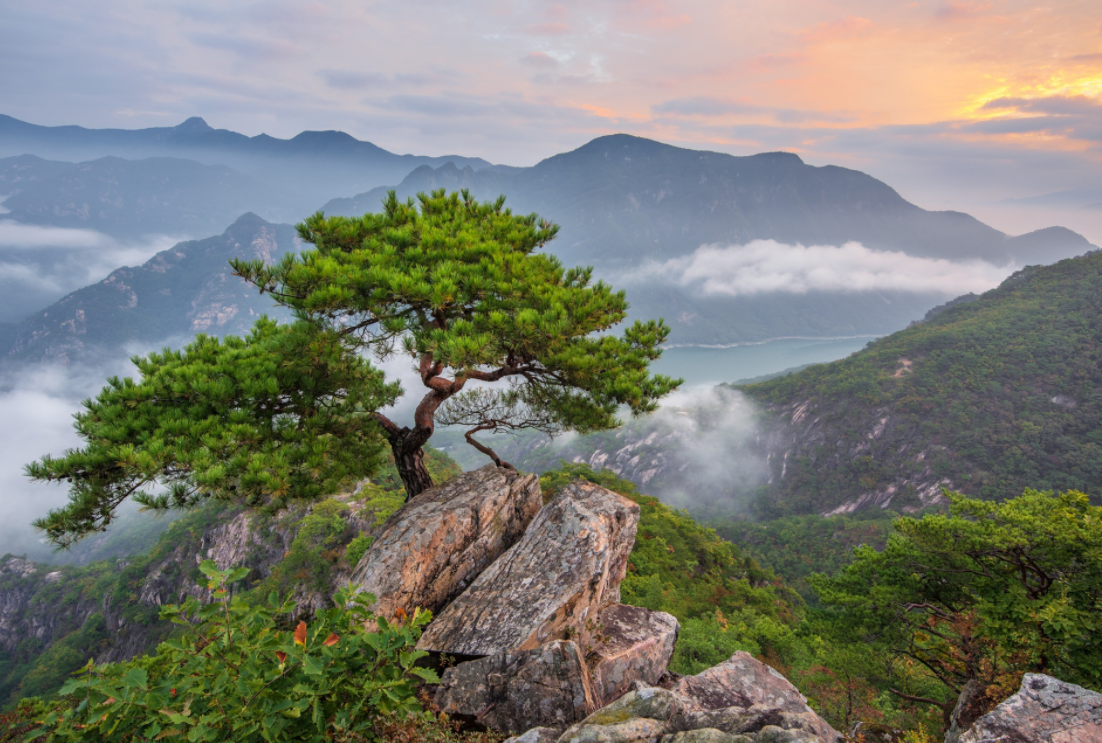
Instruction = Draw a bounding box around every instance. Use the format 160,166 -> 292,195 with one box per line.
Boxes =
326,134 -> 1094,269
0,114 -> 491,216
1,155 -> 295,238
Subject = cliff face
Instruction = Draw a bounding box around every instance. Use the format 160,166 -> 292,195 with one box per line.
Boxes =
751,395 -> 952,516
0,488 -> 397,704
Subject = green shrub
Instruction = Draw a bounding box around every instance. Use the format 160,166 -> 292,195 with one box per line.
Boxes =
345,533 -> 375,568
34,561 -> 438,742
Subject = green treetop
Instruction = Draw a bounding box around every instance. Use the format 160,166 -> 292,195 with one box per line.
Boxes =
232,189 -> 680,497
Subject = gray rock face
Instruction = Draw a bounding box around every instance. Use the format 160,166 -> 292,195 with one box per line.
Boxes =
418,481 -> 640,655
348,465 -> 541,621
960,673 -> 1102,743
588,603 -> 680,707
541,654 -> 840,743
434,640 -> 596,733
673,652 -> 817,715
504,728 -> 564,743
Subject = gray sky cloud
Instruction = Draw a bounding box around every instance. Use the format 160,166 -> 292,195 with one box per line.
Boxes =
627,240 -> 1015,297
0,0 -> 1097,245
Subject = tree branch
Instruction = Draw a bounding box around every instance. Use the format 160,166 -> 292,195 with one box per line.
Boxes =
887,689 -> 950,711
464,426 -> 516,470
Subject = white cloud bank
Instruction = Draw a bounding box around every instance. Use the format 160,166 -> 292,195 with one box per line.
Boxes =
0,220 -> 115,250
627,240 -> 1017,297
0,221 -> 179,320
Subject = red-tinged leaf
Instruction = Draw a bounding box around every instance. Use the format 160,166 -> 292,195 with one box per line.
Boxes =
395,607 -> 407,622
275,651 -> 287,664
323,633 -> 340,647
294,621 -> 308,646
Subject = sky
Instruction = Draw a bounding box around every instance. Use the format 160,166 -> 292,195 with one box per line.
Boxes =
1,0 -> 1100,235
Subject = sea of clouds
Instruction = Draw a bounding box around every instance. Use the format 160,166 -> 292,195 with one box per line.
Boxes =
0,219 -> 180,322
626,239 -> 1016,297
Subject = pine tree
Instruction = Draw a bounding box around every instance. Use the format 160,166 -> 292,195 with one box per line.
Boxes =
232,189 -> 679,498
27,319 -> 399,547
27,190 -> 678,544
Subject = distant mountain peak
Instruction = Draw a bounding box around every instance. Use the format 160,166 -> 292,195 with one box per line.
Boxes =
174,117 -> 213,134
749,151 -> 804,165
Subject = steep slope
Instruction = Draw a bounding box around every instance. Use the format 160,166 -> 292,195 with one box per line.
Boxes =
1,156 -> 295,238
1,214 -> 297,364
0,114 -> 491,211
444,251 -> 1102,520
742,250 -> 1102,516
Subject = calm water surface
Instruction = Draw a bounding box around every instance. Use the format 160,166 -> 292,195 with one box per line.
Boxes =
651,337 -> 878,388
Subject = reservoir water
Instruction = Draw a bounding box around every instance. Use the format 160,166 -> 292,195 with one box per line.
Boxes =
651,336 -> 878,388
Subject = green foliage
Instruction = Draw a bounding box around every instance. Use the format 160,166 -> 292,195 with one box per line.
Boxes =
540,463 -> 804,673
1,449 -> 461,710
35,561 -> 438,742
743,254 -> 1102,515
233,190 -> 680,485
714,512 -> 896,603
812,489 -> 1102,718
344,534 -> 375,569
0,503 -> 232,707
27,318 -> 400,548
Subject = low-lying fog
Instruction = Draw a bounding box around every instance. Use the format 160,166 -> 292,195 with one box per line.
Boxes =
0,219 -> 182,323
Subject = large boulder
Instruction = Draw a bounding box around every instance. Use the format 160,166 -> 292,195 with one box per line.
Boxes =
418,480 -> 640,655
534,654 -> 840,743
959,673 -> 1102,743
434,640 -> 597,733
347,465 -> 541,620
670,652 -> 841,743
588,604 -> 680,707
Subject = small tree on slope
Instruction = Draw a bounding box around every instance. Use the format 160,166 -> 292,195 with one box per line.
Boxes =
232,189 -> 680,498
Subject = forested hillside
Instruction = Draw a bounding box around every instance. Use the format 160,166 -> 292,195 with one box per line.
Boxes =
743,250 -> 1102,516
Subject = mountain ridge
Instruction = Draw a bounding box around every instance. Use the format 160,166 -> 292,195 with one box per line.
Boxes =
0,114 -> 493,216
0,213 -> 297,365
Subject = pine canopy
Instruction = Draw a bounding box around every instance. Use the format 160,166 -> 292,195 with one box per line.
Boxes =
233,189 -> 680,494
28,319 -> 399,547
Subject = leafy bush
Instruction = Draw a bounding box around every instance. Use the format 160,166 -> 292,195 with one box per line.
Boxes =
34,560 -> 438,742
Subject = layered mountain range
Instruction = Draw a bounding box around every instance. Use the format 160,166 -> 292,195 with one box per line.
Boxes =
1,214 -> 295,365
326,135 -> 1091,268
0,114 -> 490,216
2,117 -> 1096,350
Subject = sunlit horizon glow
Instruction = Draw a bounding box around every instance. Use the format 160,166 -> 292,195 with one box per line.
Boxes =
1,0 -> 1099,241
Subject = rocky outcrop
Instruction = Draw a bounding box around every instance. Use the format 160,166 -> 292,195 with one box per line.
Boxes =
504,653 -> 841,743
418,480 -> 639,656
588,604 -> 680,707
347,466 -> 541,620
959,673 -> 1102,743
434,640 -> 597,732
